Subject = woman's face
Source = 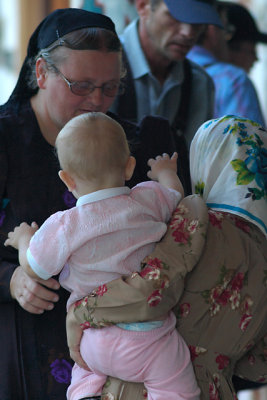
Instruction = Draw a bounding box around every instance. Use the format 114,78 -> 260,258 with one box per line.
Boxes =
40,48 -> 122,132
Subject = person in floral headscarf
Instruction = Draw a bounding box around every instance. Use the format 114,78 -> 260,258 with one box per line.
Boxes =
67,115 -> 267,400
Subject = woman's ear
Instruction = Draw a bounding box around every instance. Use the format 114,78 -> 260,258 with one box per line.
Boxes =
125,156 -> 136,181
58,170 -> 76,192
35,58 -> 48,89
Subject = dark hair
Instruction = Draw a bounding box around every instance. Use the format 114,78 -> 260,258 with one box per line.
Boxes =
27,27 -> 124,90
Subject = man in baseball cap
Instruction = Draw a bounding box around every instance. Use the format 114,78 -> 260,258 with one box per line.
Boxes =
164,0 -> 222,26
111,0 -> 222,195
218,1 -> 267,72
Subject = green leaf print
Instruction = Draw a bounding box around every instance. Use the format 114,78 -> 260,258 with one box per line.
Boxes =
231,159 -> 255,185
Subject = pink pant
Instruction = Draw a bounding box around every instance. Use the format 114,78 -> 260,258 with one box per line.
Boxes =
67,312 -> 200,400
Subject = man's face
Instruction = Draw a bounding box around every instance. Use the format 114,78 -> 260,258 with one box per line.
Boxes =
228,40 -> 258,72
142,1 -> 204,62
40,48 -> 122,132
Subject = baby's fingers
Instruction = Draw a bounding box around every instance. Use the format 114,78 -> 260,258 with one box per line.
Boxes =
4,238 -> 10,247
31,221 -> 39,231
4,233 -> 15,247
147,157 -> 156,167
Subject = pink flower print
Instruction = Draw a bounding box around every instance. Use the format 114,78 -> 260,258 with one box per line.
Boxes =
102,394 -> 115,400
159,275 -> 170,289
188,345 -> 207,362
179,303 -> 191,318
80,321 -> 91,330
210,302 -> 221,316
189,345 -> 198,362
140,266 -> 161,280
211,286 -> 231,306
170,215 -> 190,244
231,272 -> 244,291
172,204 -> 188,217
188,220 -> 199,233
75,297 -> 88,308
240,295 -> 253,314
209,381 -> 220,400
95,284 -> 108,297
232,216 -> 250,233
215,354 -> 230,370
147,257 -> 163,269
170,214 -> 187,229
248,354 -> 255,365
239,313 -> 252,331
208,210 -> 223,229
229,290 -> 241,310
147,289 -> 162,307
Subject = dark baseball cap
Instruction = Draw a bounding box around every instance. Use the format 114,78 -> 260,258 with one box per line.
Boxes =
163,0 -> 223,28
217,1 -> 267,44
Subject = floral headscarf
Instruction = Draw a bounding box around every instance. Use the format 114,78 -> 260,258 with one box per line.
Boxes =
190,115 -> 267,237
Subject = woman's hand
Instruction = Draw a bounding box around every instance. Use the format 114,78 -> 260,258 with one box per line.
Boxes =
66,303 -> 89,370
10,266 -> 60,314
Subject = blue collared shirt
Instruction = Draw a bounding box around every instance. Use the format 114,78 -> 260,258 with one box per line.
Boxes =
187,45 -> 265,126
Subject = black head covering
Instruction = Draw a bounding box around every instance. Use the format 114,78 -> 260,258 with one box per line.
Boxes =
3,8 -> 116,111
217,2 -> 267,44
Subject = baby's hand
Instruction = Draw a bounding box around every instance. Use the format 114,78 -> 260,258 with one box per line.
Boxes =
4,222 -> 39,249
147,152 -> 178,181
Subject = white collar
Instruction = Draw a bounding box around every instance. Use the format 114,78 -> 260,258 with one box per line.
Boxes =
76,187 -> 131,207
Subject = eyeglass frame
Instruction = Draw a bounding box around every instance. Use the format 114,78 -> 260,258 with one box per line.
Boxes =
49,63 -> 124,97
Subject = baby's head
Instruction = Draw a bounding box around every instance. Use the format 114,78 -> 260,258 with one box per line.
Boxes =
56,112 -> 135,191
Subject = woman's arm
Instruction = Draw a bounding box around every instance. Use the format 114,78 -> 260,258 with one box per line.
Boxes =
73,195 -> 208,327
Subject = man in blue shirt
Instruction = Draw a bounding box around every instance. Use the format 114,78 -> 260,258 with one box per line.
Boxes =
187,5 -> 265,126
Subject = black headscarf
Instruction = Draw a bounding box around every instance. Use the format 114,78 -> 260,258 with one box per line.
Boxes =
2,8 -> 116,111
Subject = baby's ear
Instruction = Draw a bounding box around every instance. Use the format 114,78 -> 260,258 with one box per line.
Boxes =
125,156 -> 136,181
58,170 -> 76,192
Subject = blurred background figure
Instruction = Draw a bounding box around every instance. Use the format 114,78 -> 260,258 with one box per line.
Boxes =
187,1 -> 266,126
218,1 -> 267,73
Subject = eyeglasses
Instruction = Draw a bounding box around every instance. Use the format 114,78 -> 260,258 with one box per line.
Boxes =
50,64 -> 124,97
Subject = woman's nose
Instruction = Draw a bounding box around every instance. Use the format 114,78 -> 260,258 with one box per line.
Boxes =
87,87 -> 104,107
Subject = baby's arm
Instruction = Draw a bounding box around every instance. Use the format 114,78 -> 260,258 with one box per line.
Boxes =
147,152 -> 184,197
4,222 -> 40,279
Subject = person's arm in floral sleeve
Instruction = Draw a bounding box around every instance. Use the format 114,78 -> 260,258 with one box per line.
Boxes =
72,195 -> 208,328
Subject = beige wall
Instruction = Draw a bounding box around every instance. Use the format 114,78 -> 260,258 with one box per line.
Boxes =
18,0 -> 70,67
